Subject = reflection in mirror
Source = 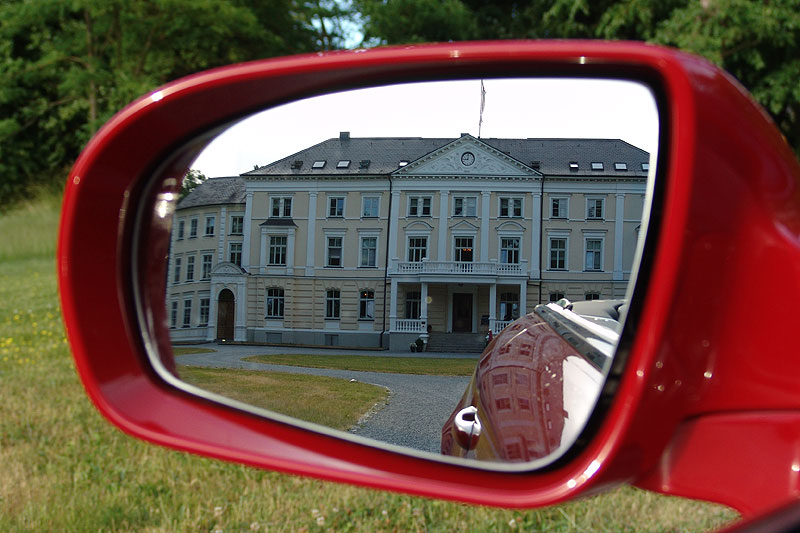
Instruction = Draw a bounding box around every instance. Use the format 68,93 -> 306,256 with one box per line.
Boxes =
158,78 -> 658,467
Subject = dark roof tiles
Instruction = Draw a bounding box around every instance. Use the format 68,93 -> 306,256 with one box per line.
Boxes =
177,177 -> 245,209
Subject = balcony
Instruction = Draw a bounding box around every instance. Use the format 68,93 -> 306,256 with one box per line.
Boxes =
396,260 -> 527,276
392,318 -> 425,333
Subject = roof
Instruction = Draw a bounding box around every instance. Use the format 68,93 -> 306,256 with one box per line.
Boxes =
177,177 -> 245,209
243,134 -> 651,178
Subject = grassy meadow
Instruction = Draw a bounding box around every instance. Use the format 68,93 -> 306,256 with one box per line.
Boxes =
0,194 -> 739,531
243,354 -> 478,376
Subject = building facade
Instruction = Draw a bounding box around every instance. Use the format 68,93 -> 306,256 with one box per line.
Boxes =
167,133 -> 649,350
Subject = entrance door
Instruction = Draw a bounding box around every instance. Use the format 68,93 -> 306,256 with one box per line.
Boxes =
216,289 -> 235,341
452,293 -> 473,332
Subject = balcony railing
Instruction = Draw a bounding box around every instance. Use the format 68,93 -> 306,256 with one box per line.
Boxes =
492,320 -> 513,334
392,318 -> 426,333
396,260 -> 527,276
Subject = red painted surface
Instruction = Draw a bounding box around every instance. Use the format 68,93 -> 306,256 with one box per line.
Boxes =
58,41 -> 800,517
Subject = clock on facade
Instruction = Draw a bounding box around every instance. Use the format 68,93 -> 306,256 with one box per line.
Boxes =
461,151 -> 475,166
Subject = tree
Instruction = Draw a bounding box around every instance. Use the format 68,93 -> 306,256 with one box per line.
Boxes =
180,169 -> 208,200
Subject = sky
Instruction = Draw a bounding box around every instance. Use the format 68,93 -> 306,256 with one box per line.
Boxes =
191,78 -> 660,178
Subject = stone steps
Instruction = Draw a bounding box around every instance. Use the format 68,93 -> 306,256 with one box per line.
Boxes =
425,333 -> 486,353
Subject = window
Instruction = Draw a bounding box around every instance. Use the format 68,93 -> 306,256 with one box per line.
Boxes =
173,257 -> 181,283
405,291 -> 420,319
182,299 -> 192,327
204,216 -> 215,236
312,160 -> 326,169
549,292 -> 565,302
499,293 -> 519,321
199,298 -> 210,326
189,218 -> 198,238
585,292 -> 600,301
229,243 -> 242,266
614,162 -> 628,171
177,220 -> 185,240
407,237 -> 427,262
326,236 -> 342,267
201,254 -> 213,279
271,197 -> 292,218
455,236 -> 474,262
569,162 -> 579,171
186,255 -> 195,281
549,238 -> 567,270
500,238 -> 520,264
551,197 -> 568,219
587,198 -> 604,219
268,236 -> 287,265
325,289 -> 340,319
453,196 -> 477,217
398,160 -> 408,167
336,160 -> 350,169
591,162 -> 604,170
359,290 -> 375,320
170,301 -> 178,328
585,238 -> 603,271
230,215 -> 244,235
499,198 -> 522,218
359,160 -> 371,169
266,288 -> 285,318
360,237 -> 377,267
328,196 -> 344,217
408,196 -> 431,217
362,196 -> 379,218
641,162 -> 650,171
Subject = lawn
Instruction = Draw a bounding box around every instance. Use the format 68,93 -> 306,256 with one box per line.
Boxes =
0,194 -> 738,531
243,353 -> 477,376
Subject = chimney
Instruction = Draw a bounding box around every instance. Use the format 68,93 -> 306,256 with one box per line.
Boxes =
340,131 -> 350,141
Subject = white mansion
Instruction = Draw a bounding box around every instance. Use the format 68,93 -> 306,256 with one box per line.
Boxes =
167,133 -> 649,350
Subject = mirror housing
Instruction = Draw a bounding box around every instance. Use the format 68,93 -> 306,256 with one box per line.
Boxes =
58,41 -> 800,516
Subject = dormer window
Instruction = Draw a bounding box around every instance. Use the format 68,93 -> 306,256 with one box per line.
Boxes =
641,162 -> 650,171
337,160 -> 350,169
569,162 -> 579,171
359,160 -> 371,169
614,162 -> 627,171
591,162 -> 604,170
312,160 -> 326,169
398,161 -> 408,167
291,160 -> 303,170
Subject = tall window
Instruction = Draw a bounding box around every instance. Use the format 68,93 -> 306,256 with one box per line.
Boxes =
407,237 -> 427,262
549,292 -> 565,302
359,290 -> 375,320
587,198 -> 604,219
585,238 -> 602,271
408,196 -> 431,217
266,288 -> 285,318
405,291 -> 421,319
326,289 -> 340,319
229,243 -> 242,266
182,299 -> 192,327
585,292 -> 600,301
186,255 -> 195,281
177,220 -> 185,240
204,216 -> 215,236
328,196 -> 345,217
549,238 -> 567,270
230,215 -> 244,235
173,257 -> 181,283
201,254 -> 213,279
199,298 -> 210,326
326,236 -> 342,267
455,236 -> 474,262
551,198 -> 568,219
500,293 -> 519,321
189,218 -> 198,238
269,236 -> 287,265
499,198 -> 522,218
453,196 -> 477,217
360,237 -> 377,267
362,197 -> 379,217
500,238 -> 520,264
271,197 -> 292,218
170,301 -> 178,328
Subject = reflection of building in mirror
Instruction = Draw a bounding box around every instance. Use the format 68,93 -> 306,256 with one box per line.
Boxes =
167,133 -> 648,351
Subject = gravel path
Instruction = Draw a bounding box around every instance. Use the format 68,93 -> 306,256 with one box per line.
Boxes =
175,345 -> 473,454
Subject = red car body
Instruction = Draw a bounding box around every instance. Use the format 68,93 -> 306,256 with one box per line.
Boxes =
58,41 -> 800,524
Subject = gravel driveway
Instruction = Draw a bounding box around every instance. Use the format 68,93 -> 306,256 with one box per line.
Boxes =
175,345 -> 473,454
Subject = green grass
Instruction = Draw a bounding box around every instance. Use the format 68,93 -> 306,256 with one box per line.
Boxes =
244,353 -> 478,376
0,195 -> 739,531
172,346 -> 217,355
177,365 -> 388,430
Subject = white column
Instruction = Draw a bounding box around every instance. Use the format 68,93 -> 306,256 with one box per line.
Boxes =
437,190 -> 449,261
388,190 -> 401,271
613,193 -> 625,280
207,284 -> 219,341
488,283 -> 497,333
241,192 -> 253,272
259,227 -> 268,274
531,192 -> 541,278
286,227 -> 296,272
234,280 -> 247,341
480,191 -> 491,263
217,206 -> 227,262
519,280 -> 527,316
420,282 -> 429,337
389,278 -> 398,331
305,192 -> 317,276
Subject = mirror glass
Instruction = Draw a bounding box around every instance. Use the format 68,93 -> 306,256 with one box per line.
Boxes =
155,78 -> 658,467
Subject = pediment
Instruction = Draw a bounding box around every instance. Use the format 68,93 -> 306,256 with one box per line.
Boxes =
404,220 -> 434,231
211,262 -> 245,275
393,135 -> 540,178
496,220 -> 526,232
450,219 -> 479,232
